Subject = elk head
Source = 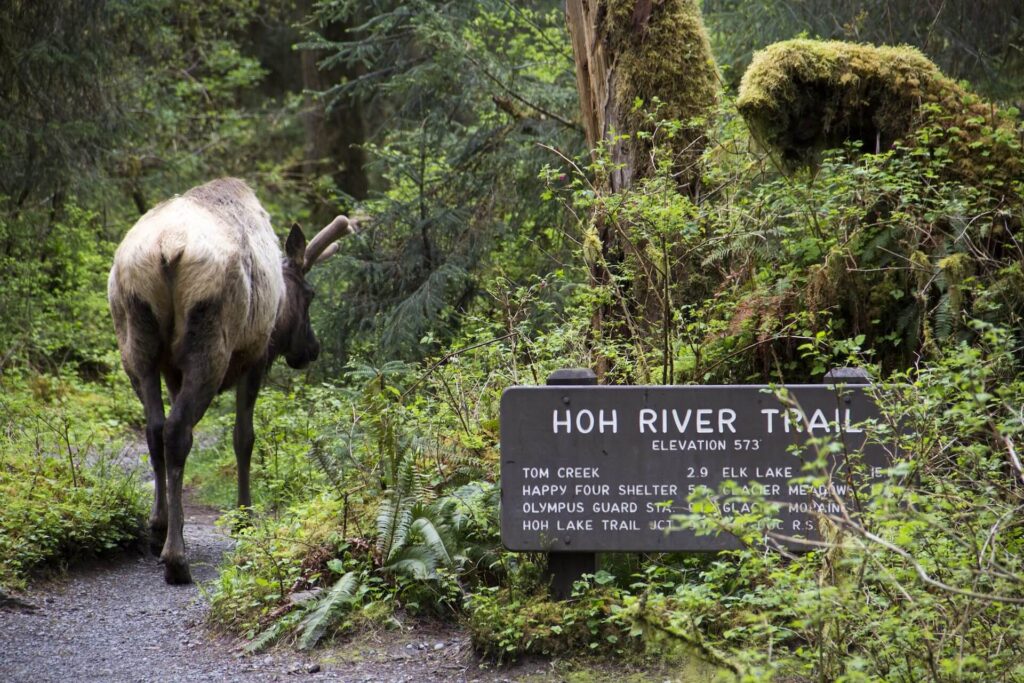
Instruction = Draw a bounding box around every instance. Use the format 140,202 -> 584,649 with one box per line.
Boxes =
274,216 -> 355,369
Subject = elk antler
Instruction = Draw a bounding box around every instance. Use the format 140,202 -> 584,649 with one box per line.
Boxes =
304,215 -> 355,271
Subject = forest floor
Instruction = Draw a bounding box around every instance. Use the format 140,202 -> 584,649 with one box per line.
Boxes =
0,492 -> 682,682
0,499 -> 540,683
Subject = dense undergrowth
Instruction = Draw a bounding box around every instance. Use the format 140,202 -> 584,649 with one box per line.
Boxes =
196,334 -> 1024,679
0,365 -> 147,589
0,198 -> 150,589
193,96 -> 1024,680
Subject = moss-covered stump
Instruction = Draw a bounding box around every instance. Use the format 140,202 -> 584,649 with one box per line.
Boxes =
601,0 -> 719,169
737,39 -> 1022,195
567,0 -> 720,191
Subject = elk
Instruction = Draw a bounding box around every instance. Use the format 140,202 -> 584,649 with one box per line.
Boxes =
108,178 -> 355,584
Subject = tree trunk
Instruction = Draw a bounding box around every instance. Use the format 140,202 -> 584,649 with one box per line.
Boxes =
565,0 -> 719,381
299,49 -> 369,202
243,3 -> 369,217
298,2 -> 369,219
566,0 -> 632,193
565,0 -> 718,192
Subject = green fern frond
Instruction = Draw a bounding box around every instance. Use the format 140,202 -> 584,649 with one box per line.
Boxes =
375,498 -> 397,558
383,552 -> 436,580
242,610 -> 299,655
410,516 -> 454,567
376,496 -> 414,562
297,571 -> 361,651
933,293 -> 953,341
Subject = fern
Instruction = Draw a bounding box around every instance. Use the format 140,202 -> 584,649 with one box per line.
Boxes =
376,495 -> 414,562
381,509 -> 454,579
244,610 -> 302,654
378,450 -> 426,555
933,292 -> 953,341
383,545 -> 441,580
296,571 -> 361,651
410,516 -> 454,567
380,481 -> 501,581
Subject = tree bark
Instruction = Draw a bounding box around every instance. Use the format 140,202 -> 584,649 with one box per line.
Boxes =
299,48 -> 369,203
565,0 -> 718,192
565,0 -> 719,381
566,0 -> 631,192
244,3 -> 369,216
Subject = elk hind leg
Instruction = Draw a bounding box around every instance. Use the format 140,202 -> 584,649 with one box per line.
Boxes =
160,300 -> 227,584
139,373 -> 167,553
117,297 -> 168,553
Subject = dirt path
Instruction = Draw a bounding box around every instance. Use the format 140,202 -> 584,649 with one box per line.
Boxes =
0,504 -> 551,683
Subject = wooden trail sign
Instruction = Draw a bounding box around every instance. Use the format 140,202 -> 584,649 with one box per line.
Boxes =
500,381 -> 890,553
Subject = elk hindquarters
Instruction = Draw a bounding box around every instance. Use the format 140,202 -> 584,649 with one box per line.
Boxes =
115,295 -> 164,377
175,298 -> 230,379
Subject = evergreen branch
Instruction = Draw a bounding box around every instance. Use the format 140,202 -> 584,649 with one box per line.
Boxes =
297,572 -> 361,650
461,52 -> 580,131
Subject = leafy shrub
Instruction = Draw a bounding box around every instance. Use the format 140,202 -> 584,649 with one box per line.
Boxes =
0,202 -> 119,375
620,324 -> 1024,680
0,375 -> 147,589
209,494 -> 349,635
467,582 -> 628,662
208,480 -> 504,648
542,97 -> 1024,382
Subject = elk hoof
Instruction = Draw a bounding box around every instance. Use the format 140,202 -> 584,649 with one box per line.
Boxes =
160,556 -> 193,585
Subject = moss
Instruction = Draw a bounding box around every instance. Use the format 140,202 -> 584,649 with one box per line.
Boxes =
938,252 -> 974,286
736,39 -> 1023,194
600,0 -> 720,174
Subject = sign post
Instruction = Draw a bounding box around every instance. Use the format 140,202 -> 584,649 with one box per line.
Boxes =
501,370 -> 888,574
544,368 -> 598,599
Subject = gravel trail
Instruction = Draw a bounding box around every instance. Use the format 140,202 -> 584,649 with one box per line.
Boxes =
0,505 -> 324,682
0,503 -> 538,683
